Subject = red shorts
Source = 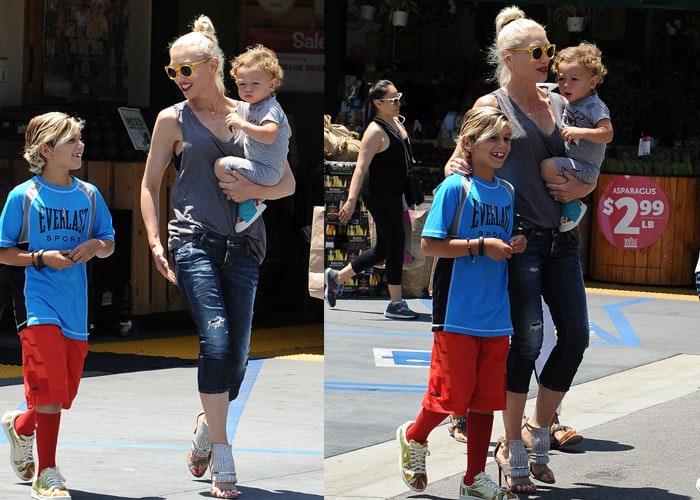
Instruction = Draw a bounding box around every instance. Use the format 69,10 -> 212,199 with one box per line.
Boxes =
20,324 -> 88,409
421,330 -> 508,414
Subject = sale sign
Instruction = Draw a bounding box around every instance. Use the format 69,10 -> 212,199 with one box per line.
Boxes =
597,176 -> 669,250
243,28 -> 324,92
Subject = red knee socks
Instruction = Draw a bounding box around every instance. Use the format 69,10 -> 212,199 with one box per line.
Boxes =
14,408 -> 36,436
35,412 -> 61,473
464,411 -> 494,486
406,408 -> 447,443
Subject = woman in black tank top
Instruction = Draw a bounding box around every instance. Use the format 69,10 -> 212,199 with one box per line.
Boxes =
323,80 -> 419,320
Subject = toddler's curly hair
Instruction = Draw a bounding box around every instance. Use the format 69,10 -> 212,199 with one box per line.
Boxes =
230,44 -> 284,91
553,42 -> 608,84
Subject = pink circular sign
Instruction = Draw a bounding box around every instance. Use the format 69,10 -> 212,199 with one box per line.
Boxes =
597,175 -> 669,250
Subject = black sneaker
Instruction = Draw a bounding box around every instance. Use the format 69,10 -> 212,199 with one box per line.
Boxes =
384,300 -> 418,319
324,268 -> 342,307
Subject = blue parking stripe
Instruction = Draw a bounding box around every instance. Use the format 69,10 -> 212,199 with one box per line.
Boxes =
595,298 -> 647,346
326,328 -> 431,338
226,358 -> 262,442
0,359 -> 270,450
325,381 -> 427,393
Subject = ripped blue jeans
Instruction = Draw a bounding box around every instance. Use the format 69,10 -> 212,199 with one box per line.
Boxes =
506,228 -> 589,394
173,233 -> 259,399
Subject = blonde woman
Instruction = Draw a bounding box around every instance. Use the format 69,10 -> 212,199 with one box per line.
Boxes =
141,15 -> 295,499
446,6 -> 593,494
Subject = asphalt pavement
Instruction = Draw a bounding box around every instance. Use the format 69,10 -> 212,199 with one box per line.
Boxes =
324,285 -> 700,499
0,282 -> 698,499
0,322 -> 323,499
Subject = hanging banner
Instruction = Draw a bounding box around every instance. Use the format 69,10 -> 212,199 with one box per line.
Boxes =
243,28 -> 324,92
597,175 -> 669,250
43,0 -> 130,102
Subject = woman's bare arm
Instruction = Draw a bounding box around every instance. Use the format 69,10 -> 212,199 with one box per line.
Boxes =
140,107 -> 180,283
219,160 -> 295,202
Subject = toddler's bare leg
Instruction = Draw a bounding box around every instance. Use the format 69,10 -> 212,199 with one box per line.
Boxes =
539,158 -> 566,185
214,158 -> 237,183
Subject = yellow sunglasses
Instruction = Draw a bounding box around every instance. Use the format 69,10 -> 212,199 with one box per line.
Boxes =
164,57 -> 211,79
510,44 -> 556,61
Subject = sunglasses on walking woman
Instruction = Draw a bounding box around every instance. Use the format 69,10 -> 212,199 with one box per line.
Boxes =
377,93 -> 403,105
510,44 -> 556,61
164,57 -> 211,79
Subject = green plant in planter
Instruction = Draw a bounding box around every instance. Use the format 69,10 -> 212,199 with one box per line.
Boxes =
553,5 -> 590,22
553,4 -> 592,32
377,0 -> 422,25
389,0 -> 421,12
352,0 -> 380,10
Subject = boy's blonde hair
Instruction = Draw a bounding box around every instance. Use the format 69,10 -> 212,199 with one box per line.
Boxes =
457,107 -> 511,154
230,44 -> 284,92
170,14 -> 227,95
23,111 -> 85,174
553,42 -> 608,84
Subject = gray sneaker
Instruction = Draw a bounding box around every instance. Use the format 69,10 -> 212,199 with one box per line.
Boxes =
384,300 -> 418,319
459,472 -> 518,499
324,268 -> 342,308
2,410 -> 35,481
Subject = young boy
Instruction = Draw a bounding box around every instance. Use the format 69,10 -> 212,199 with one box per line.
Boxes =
0,111 -> 115,499
540,42 -> 614,232
397,107 -> 526,499
214,44 -> 290,232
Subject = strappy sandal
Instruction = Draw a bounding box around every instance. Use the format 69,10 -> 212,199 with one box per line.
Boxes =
522,420 -> 556,484
550,423 -> 583,449
210,443 -> 239,499
187,411 -> 211,478
447,414 -> 467,443
493,437 -> 537,494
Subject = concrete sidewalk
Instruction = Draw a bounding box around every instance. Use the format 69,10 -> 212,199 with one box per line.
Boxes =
0,356 -> 323,499
324,289 -> 700,499
326,353 -> 700,499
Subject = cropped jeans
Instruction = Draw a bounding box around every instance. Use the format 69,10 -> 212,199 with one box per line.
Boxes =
506,228 -> 589,394
173,232 -> 259,400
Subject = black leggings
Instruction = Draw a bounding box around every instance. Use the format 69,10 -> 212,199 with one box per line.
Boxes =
351,192 -> 405,285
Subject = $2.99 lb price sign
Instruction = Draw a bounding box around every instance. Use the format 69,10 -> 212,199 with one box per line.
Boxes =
597,176 -> 669,250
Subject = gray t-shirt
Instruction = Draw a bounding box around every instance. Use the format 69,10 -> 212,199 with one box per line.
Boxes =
563,93 -> 610,171
245,95 -> 289,181
167,100 -> 266,263
493,89 -> 566,229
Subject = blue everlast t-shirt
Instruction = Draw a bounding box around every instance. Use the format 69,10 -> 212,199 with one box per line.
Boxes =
422,173 -> 515,337
0,175 -> 115,340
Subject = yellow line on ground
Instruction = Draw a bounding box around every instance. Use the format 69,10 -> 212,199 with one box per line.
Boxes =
0,364 -> 23,379
0,324 -> 323,381
88,323 -> 324,360
586,284 -> 698,301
